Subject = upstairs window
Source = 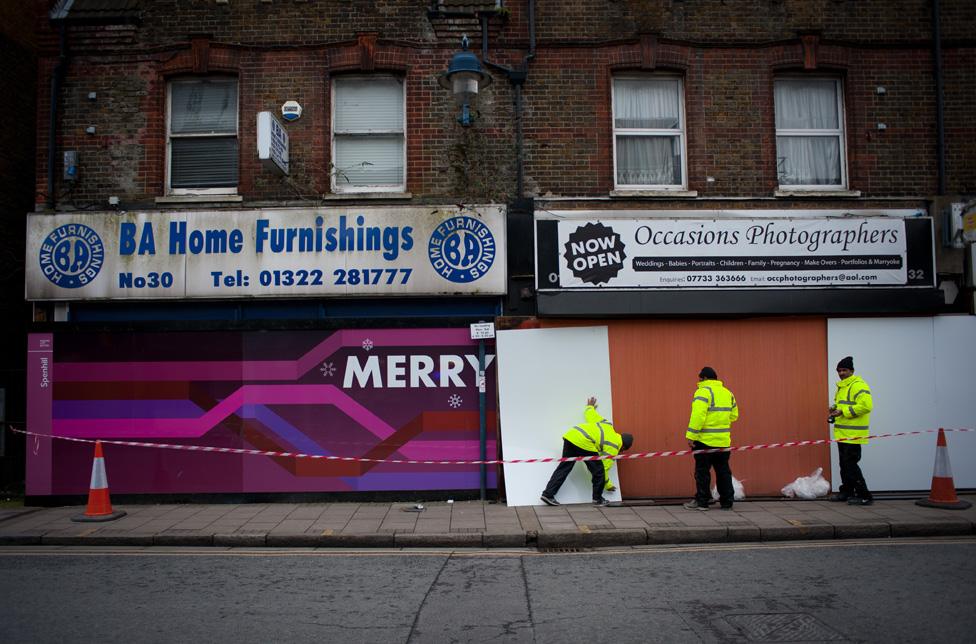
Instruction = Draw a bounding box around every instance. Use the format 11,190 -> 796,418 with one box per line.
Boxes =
331,75 -> 406,193
774,78 -> 847,189
167,78 -> 239,194
612,76 -> 686,190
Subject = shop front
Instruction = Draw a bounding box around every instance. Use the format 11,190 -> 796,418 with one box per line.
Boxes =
24,205 -> 505,500
529,210 -> 943,498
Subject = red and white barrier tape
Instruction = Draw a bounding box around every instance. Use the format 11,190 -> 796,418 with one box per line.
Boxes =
9,426 -> 975,466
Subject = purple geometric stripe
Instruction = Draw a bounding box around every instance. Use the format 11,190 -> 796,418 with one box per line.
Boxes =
52,384 -> 398,440
53,400 -> 204,419
54,328 -> 475,382
240,404 -> 333,456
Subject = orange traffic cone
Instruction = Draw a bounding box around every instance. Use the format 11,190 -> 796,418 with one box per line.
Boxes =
72,441 -> 127,522
915,429 -> 972,510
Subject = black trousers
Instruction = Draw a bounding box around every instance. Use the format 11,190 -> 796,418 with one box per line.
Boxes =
837,442 -> 872,500
542,439 -> 606,502
693,441 -> 734,507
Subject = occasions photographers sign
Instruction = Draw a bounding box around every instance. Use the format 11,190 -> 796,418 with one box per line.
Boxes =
537,214 -> 934,290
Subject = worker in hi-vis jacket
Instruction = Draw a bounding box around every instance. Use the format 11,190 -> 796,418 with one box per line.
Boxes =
540,397 -> 634,507
683,367 -> 738,511
828,355 -> 874,506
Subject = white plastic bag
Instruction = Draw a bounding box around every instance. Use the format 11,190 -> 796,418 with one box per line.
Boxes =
711,476 -> 746,501
781,467 -> 831,499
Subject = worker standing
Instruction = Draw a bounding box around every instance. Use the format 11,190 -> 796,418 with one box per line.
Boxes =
540,397 -> 634,507
683,367 -> 738,511
828,356 -> 874,506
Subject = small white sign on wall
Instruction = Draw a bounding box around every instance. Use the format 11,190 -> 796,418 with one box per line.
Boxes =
470,322 -> 495,340
257,111 -> 289,175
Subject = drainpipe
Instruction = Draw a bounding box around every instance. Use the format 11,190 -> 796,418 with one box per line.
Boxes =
47,21 -> 68,210
932,0 -> 946,196
482,0 -> 535,199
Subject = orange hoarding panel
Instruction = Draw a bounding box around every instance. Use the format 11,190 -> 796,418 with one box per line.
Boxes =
542,318 -> 829,498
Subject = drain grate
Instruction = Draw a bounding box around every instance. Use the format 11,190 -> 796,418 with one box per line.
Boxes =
538,546 -> 593,553
723,613 -> 846,641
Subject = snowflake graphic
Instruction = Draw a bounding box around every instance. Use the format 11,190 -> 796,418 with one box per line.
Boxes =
448,394 -> 463,409
362,338 -> 374,351
319,361 -> 336,378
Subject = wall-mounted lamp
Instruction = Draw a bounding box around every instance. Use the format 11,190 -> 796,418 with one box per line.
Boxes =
438,35 -> 492,126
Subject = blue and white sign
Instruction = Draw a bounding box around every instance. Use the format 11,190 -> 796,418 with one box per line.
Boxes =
427,216 -> 497,284
257,111 -> 289,175
281,100 -> 302,122
37,223 -> 105,289
26,206 -> 506,301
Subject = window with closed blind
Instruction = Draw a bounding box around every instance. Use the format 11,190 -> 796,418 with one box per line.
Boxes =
167,78 -> 239,194
331,75 -> 406,193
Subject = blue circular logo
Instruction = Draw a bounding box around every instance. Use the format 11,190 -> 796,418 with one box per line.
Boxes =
38,223 -> 105,289
427,216 -> 496,283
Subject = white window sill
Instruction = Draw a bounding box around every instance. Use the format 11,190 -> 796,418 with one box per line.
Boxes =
774,189 -> 861,198
156,194 -> 244,204
610,190 -> 698,198
323,192 -> 413,201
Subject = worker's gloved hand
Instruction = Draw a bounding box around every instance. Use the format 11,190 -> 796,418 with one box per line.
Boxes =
605,482 -> 617,492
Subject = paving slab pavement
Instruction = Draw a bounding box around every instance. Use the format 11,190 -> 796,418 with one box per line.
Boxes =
0,496 -> 973,548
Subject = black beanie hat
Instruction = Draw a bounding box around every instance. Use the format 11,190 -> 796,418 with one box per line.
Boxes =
837,356 -> 854,371
699,366 -> 717,380
620,433 -> 634,452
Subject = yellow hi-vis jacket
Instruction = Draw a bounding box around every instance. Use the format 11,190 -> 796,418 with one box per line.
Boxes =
685,379 -> 738,448
833,374 -> 872,444
563,405 -> 624,485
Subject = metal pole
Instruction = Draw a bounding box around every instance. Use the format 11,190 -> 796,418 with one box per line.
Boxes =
478,338 -> 487,500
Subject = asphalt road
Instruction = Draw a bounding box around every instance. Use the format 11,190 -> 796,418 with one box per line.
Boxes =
1,538 -> 973,643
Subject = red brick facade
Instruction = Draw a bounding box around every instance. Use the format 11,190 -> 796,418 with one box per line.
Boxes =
31,0 -> 976,265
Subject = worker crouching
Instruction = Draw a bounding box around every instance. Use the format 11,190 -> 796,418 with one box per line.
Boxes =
540,397 -> 634,507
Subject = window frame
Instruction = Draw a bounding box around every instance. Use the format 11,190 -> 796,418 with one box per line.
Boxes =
611,73 -> 688,191
774,76 -> 848,191
165,76 -> 240,196
330,74 -> 407,194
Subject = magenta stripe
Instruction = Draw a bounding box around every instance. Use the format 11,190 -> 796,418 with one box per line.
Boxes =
52,384 -> 398,439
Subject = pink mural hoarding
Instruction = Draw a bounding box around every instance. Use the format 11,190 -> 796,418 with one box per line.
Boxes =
26,328 -> 497,496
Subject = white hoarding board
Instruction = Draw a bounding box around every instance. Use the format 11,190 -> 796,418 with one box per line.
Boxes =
827,316 -> 976,491
555,218 -> 908,289
26,205 -> 506,300
257,111 -> 289,175
496,326 -> 622,507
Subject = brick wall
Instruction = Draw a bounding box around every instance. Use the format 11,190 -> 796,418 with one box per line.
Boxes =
33,0 -> 975,206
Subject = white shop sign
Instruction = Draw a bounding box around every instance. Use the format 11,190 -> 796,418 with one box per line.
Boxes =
256,111 -> 289,175
550,217 -> 914,289
26,205 -> 506,300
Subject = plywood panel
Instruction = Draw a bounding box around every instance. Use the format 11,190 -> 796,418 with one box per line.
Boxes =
542,318 -> 830,498
828,315 -> 976,491
496,326 -> 623,506
933,316 -> 976,488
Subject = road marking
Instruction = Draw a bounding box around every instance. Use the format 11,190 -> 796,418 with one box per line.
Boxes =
0,537 -> 974,558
